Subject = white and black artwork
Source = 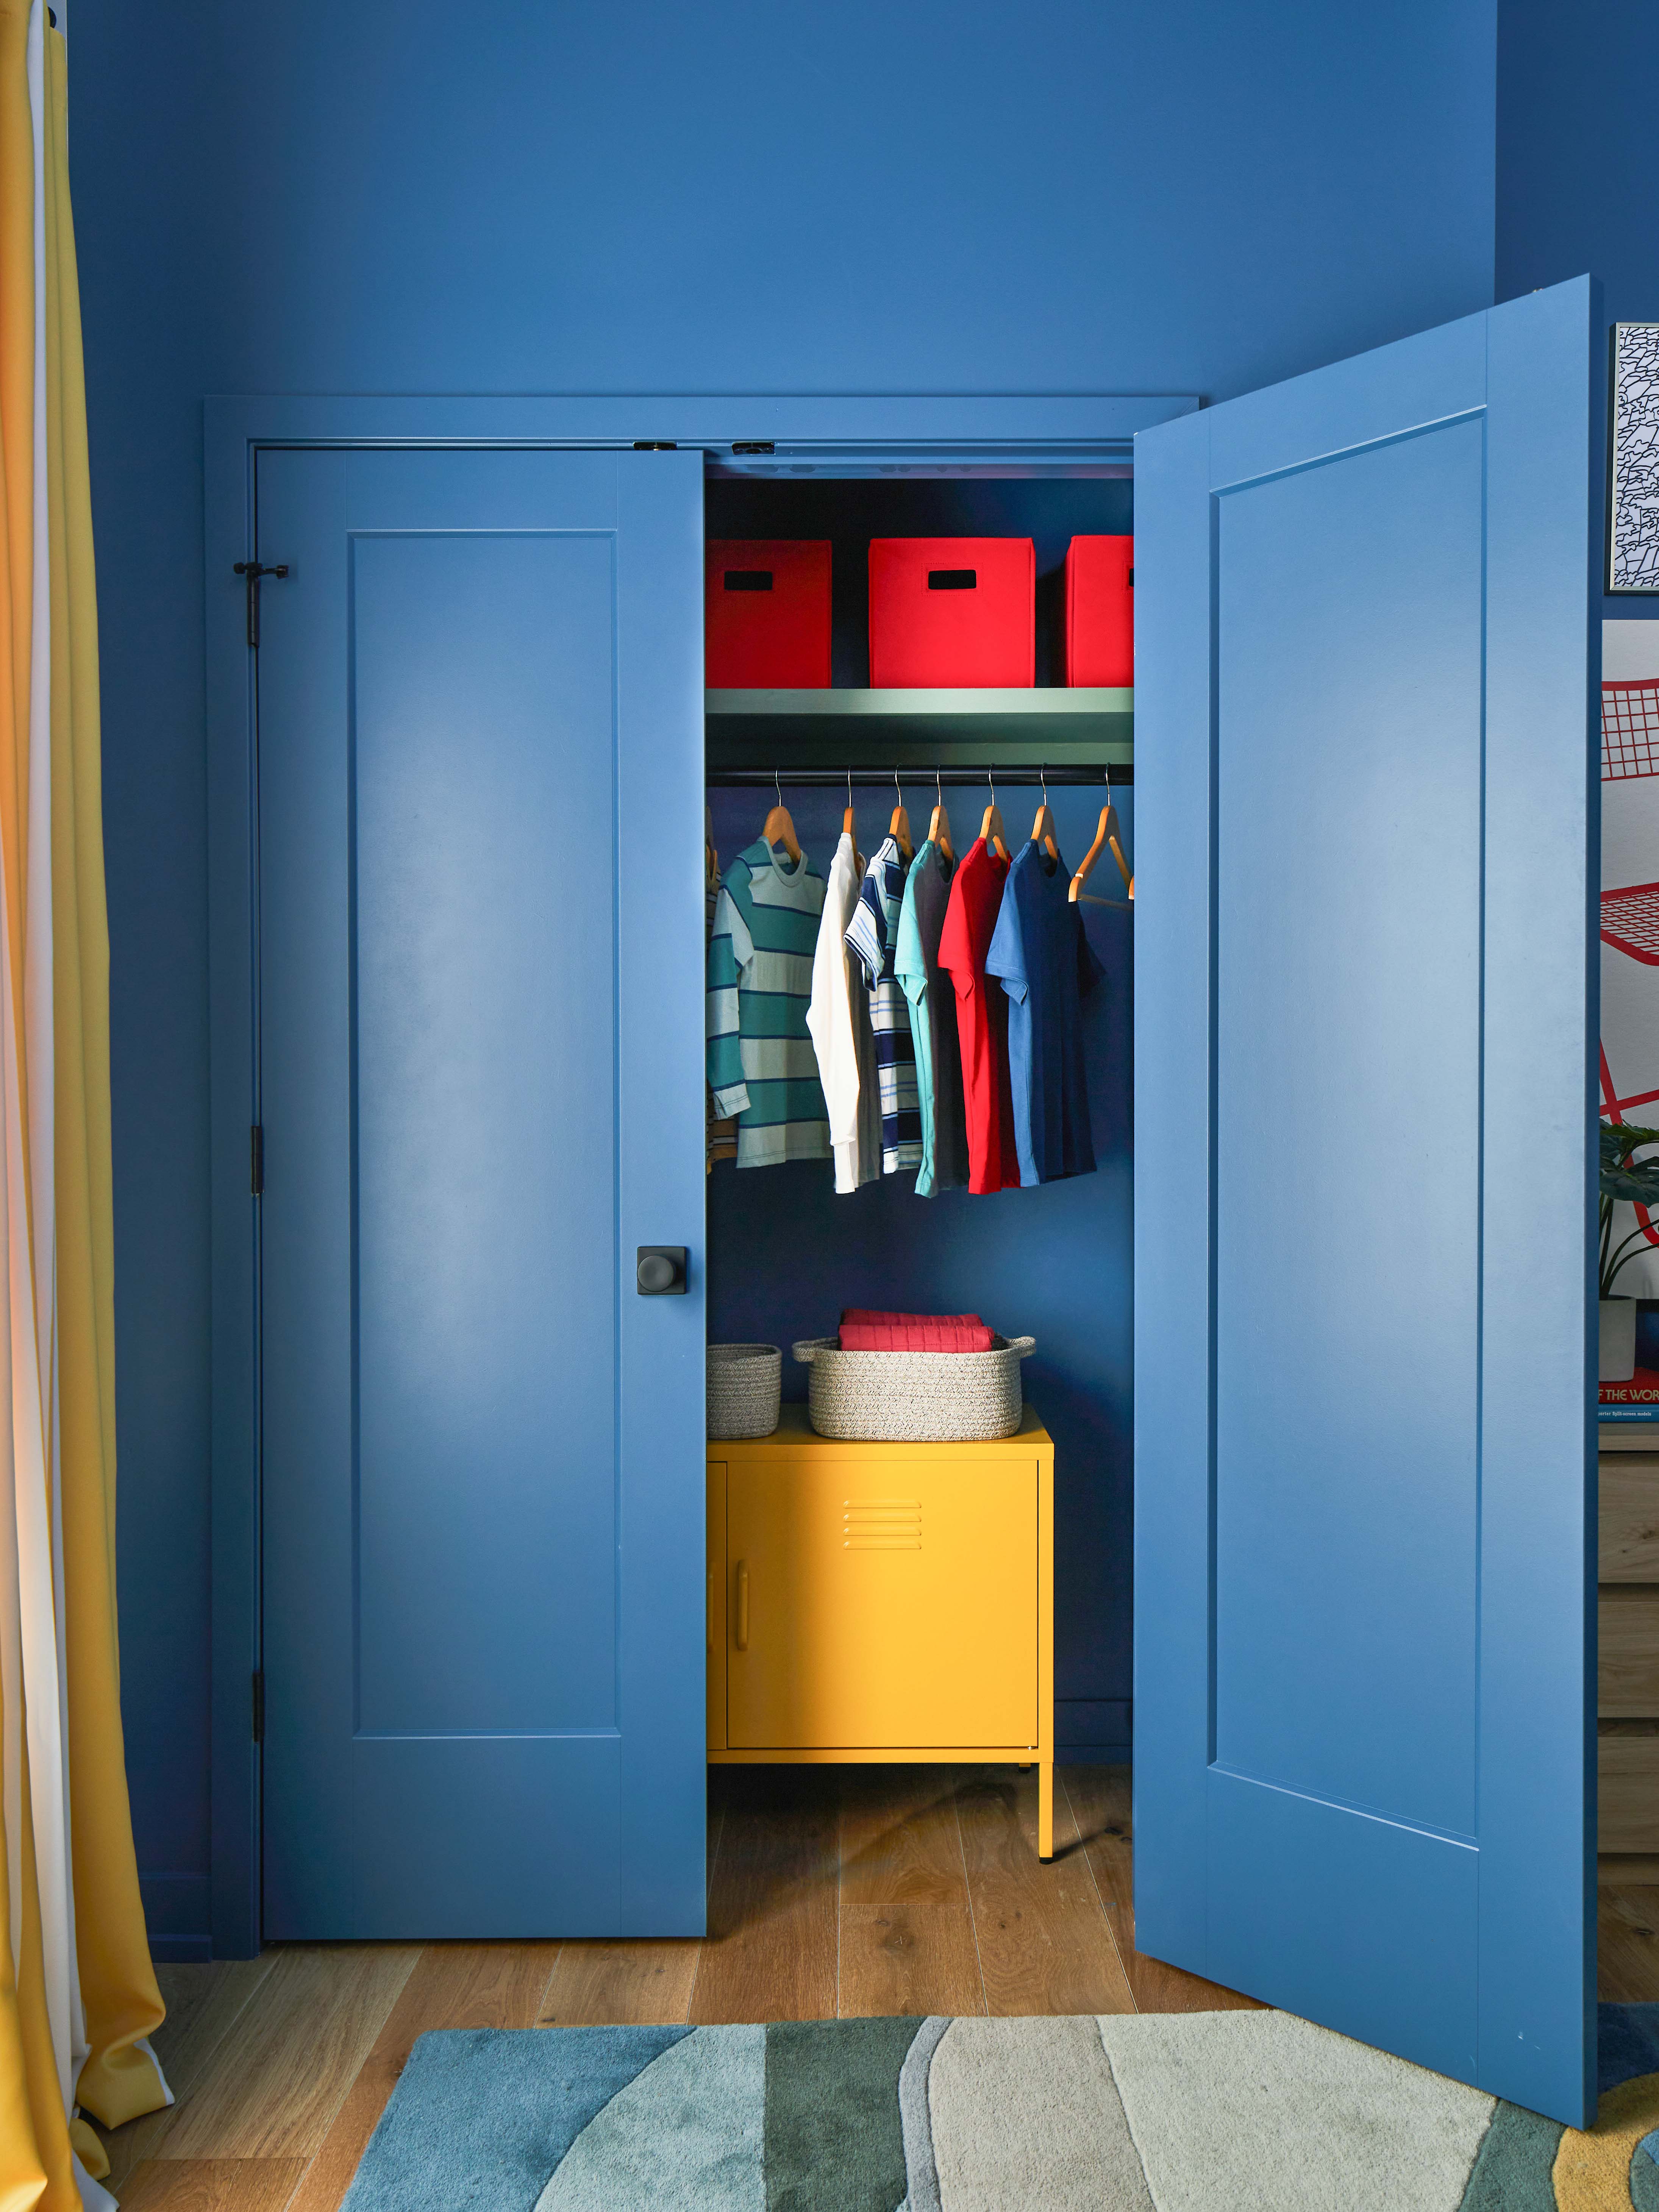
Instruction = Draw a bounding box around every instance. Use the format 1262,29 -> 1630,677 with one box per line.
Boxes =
1611,322 -> 1659,593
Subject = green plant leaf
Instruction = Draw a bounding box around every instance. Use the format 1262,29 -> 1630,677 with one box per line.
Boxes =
1603,1121 -> 1659,1170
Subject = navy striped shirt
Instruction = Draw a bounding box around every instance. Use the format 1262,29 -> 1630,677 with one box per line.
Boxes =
844,836 -> 922,1174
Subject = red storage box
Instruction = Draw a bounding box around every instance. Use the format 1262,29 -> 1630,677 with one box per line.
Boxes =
868,538 -> 1034,688
706,540 -> 831,688
1064,535 -> 1134,686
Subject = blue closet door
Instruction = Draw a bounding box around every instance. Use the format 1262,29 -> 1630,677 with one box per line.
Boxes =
1133,277 -> 1599,2124
256,447 -> 706,1938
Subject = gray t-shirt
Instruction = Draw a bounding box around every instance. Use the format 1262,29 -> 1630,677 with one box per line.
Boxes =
895,838 -> 970,1195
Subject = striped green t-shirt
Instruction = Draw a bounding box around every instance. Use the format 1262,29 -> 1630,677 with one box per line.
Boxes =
706,838 -> 831,1168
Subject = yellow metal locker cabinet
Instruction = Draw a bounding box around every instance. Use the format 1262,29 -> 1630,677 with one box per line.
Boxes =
708,1408 -> 1056,1859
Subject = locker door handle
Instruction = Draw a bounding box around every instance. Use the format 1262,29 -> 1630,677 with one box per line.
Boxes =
707,1568 -> 715,1652
735,1562 -> 749,1651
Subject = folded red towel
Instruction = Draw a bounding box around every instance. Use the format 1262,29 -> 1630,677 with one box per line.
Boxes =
838,1310 -> 996,1353
839,1324 -> 995,1352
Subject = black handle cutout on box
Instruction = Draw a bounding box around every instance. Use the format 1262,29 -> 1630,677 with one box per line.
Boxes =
928,569 -> 977,590
724,570 -> 773,592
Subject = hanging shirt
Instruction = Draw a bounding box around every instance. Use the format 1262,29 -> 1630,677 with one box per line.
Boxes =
894,838 -> 969,1197
844,835 -> 923,1174
706,837 -> 831,1168
806,830 -> 882,1194
706,853 -> 738,1170
937,835 -> 1021,1194
986,839 -> 1104,1185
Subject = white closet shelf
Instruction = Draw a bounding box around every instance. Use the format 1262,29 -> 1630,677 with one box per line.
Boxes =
706,687 -> 1133,772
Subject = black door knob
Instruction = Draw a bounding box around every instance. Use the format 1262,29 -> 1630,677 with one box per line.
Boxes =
636,1247 -> 687,1296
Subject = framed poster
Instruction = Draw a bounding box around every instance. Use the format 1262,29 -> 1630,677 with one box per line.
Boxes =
1601,626 -> 1659,1414
1609,322 -> 1659,593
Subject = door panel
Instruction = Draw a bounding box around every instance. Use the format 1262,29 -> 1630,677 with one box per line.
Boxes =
258,446 -> 706,1938
1214,416 -> 1484,1839
1134,277 -> 1598,2124
353,530 -> 617,1738
726,1457 -> 1038,1748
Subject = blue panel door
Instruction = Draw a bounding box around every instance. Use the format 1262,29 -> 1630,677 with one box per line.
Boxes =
256,447 -> 706,1937
1134,278 -> 1599,2124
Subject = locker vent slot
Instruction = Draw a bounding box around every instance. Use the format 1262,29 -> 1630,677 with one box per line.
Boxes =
843,1499 -> 922,1550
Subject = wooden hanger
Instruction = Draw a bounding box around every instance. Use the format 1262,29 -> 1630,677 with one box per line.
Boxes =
1030,766 -> 1061,862
762,770 -> 801,866
979,769 -> 1010,862
888,769 -> 913,860
928,769 -> 954,864
1069,770 -> 1133,904
842,770 -> 857,840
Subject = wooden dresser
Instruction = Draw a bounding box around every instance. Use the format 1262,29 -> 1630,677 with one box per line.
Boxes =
1600,1424 -> 1659,1877
707,1407 -> 1056,1858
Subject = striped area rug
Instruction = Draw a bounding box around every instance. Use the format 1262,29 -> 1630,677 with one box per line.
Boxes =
342,2004 -> 1659,2210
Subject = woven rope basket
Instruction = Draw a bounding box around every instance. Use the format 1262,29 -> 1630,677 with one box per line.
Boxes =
707,1344 -> 782,1440
791,1335 -> 1034,1442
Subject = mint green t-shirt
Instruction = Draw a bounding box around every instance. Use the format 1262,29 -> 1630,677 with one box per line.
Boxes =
894,838 -> 969,1196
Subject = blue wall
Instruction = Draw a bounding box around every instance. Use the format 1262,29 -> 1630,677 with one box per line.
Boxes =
68,0 -> 1500,1953
1497,0 -> 1659,620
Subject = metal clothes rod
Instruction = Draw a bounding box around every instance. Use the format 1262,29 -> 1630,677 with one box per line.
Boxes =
706,765 -> 1133,788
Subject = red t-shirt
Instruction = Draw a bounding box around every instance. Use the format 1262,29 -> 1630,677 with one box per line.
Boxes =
937,837 -> 1020,1194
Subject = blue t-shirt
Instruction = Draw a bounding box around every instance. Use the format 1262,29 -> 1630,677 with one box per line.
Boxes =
985,840 -> 1104,1186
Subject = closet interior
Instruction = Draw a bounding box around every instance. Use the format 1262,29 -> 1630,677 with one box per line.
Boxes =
700,464 -> 1140,1817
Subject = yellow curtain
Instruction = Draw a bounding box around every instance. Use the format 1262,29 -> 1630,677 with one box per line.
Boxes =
44,8 -> 167,2146
0,8 -> 170,2206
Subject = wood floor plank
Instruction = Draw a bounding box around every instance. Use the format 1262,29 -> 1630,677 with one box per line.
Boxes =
97,1956 -> 281,2190
159,1945 -> 419,2162
537,1941 -> 700,2026
838,1902 -> 985,2018
838,1765 -> 977,1908
118,2158 -> 306,2211
148,1959 -> 277,2090
286,1941 -> 559,2212
691,1766 -> 838,2023
955,1766 -> 1135,2017
1599,1886 -> 1659,2002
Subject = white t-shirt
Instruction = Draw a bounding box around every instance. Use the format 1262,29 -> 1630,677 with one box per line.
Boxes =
806,831 -> 882,1194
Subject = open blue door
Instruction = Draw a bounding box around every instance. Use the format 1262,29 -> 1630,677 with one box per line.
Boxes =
1134,277 -> 1599,2123
256,447 -> 707,1937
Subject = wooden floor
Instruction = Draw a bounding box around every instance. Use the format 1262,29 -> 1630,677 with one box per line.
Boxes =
95,1762 -> 1659,2210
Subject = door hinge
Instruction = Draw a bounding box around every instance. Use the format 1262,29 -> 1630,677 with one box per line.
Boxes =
232,559 -> 289,649
250,1124 -> 264,1196
632,440 -> 677,450
251,1669 -> 265,1744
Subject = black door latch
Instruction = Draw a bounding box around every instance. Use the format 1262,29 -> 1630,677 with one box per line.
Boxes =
636,1247 -> 688,1295
233,560 -> 289,648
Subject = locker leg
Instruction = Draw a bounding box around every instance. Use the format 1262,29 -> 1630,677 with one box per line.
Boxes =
1038,1761 -> 1054,1862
